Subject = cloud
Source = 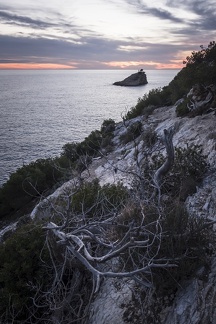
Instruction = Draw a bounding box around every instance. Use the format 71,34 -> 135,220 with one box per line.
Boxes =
0,34 -> 121,64
0,0 -> 214,69
166,0 -> 216,30
123,0 -> 183,23
0,6 -> 107,42
145,7 -> 183,23
124,0 -> 216,36
0,10 -> 56,29
0,33 -> 187,69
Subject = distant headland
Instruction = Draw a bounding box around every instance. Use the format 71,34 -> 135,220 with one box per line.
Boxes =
113,69 -> 148,86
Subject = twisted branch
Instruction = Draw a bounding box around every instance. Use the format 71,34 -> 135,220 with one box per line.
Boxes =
153,127 -> 175,195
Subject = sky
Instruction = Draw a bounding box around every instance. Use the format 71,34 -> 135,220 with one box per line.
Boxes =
0,0 -> 215,70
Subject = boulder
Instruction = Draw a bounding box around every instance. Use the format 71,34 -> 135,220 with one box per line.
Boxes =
113,70 -> 148,86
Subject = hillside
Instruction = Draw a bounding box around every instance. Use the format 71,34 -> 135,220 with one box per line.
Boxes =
29,101 -> 216,324
0,42 -> 216,323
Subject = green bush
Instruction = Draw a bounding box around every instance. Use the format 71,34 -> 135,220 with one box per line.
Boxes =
62,130 -> 102,162
120,120 -> 143,144
100,119 -> 115,152
116,200 -> 212,297
0,158 -> 70,217
176,83 -> 216,117
101,118 -> 115,134
62,120 -> 116,162
71,180 -> 128,219
166,144 -> 208,200
142,127 -> 158,148
0,224 -> 50,322
143,144 -> 208,201
154,202 -> 212,294
125,87 -> 172,120
176,98 -> 190,116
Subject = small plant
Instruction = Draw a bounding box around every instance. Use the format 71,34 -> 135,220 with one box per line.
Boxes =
142,127 -> 158,148
101,118 -> 115,134
176,97 -> 190,116
0,224 -> 50,322
100,119 -> 115,152
142,144 -> 208,201
163,144 -> 208,200
153,202 -> 212,294
71,180 -> 128,219
125,87 -> 172,120
120,120 -> 142,144
0,158 -> 70,216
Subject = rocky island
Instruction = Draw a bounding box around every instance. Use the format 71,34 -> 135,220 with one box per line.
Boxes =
113,69 -> 148,86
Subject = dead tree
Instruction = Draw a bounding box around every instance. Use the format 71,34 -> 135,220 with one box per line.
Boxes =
187,84 -> 214,112
153,127 -> 175,200
37,127 -> 178,323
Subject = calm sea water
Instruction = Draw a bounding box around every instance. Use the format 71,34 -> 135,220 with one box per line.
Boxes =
0,69 -> 179,186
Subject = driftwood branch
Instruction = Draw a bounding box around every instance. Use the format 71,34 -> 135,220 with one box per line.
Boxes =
154,127 -> 175,194
187,85 -> 213,111
45,219 -> 176,293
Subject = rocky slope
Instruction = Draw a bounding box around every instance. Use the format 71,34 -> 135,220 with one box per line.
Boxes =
27,99 -> 216,323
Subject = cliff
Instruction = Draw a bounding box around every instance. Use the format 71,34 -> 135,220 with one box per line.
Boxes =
28,98 -> 216,323
113,70 -> 148,86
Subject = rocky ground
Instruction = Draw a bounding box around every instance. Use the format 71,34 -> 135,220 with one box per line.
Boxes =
88,106 -> 216,324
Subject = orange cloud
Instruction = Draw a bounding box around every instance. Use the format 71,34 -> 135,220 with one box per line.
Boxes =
0,63 -> 75,69
104,60 -> 183,69
0,60 -> 184,70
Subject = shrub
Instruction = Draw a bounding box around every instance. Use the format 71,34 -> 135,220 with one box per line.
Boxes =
0,158 -> 69,217
71,180 -> 128,219
120,120 -> 143,144
165,144 -> 208,200
176,97 -> 190,116
142,127 -> 158,148
61,142 -> 80,162
100,119 -> 115,152
115,200 -> 212,297
0,224 -> 50,322
62,130 -> 102,162
153,202 -> 212,294
101,118 -> 115,134
80,130 -> 102,156
62,120 -> 116,160
143,144 -> 208,201
0,119 -> 115,218
125,87 -> 172,120
174,144 -> 208,182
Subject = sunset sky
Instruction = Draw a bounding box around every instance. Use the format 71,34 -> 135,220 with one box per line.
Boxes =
0,0 -> 215,70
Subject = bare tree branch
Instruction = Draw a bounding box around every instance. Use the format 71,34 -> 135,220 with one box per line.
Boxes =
153,127 -> 175,198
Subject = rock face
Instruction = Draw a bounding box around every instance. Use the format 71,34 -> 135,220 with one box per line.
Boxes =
88,278 -> 133,324
29,102 -> 216,323
163,257 -> 216,324
113,70 -> 148,86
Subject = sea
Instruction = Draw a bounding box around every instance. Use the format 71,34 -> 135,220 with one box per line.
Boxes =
0,69 -> 179,186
